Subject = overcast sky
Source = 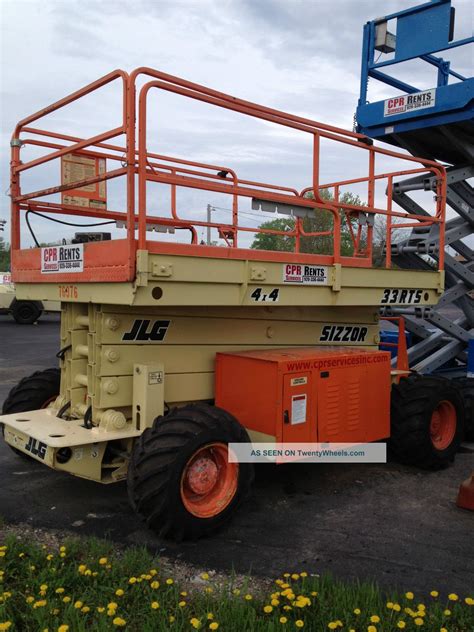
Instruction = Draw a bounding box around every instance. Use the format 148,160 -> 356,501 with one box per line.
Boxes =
0,0 -> 472,247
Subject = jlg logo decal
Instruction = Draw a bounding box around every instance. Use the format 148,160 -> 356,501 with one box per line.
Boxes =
122,319 -> 170,342
25,436 -> 47,460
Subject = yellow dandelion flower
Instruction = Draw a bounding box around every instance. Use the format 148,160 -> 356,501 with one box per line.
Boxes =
370,616 -> 380,623
209,624 -> 219,631
448,593 -> 458,601
295,622 -> 304,629
18,552 -> 25,558
55,588 -> 65,594
81,606 -> 90,614
115,589 -> 124,597
74,601 -> 83,609
78,564 -> 87,574
244,594 -> 253,601
443,609 -> 451,616
178,601 -> 186,607
291,574 -> 300,580
207,613 -> 214,620
354,609 -> 361,615
328,624 -> 338,631
112,617 -> 126,627
128,577 -> 137,584
465,597 -> 474,605
233,589 -> 240,596
190,618 -> 201,630
300,571 -> 308,577
59,552 -> 66,558
108,602 -> 118,609
47,554 -> 53,561
280,617 -> 288,624
393,604 -> 401,612
99,557 -> 108,565
205,587 -> 213,594
201,572 -> 210,580
33,600 -> 47,609
283,573 -> 290,578
62,596 -> 71,603
151,580 -> 160,589
166,578 -> 174,585
59,546 -> 66,552
311,591 -> 318,597
430,591 -> 439,597
440,629 -> 448,632
0,625 -> 11,632
180,591 -> 188,597
169,616 -> 175,623
97,607 -> 105,613
386,602 -> 394,609
264,605 -> 273,613
26,596 -> 35,603
151,601 -> 160,610
396,623 -> 406,630
85,570 -> 92,576
414,618 -> 424,626
405,592 -> 414,600
58,626 -> 69,632
271,599 -> 280,606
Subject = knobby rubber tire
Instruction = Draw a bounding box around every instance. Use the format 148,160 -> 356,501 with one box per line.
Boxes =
2,368 -> 60,458
11,300 -> 42,325
454,378 -> 474,441
127,403 -> 254,540
390,374 -> 464,470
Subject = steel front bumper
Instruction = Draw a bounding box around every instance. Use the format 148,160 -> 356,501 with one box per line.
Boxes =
1,408 -> 140,481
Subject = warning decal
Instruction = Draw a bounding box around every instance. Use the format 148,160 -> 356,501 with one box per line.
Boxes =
41,244 -> 84,274
283,264 -> 329,285
384,89 -> 436,117
291,394 -> 307,425
61,153 -> 107,209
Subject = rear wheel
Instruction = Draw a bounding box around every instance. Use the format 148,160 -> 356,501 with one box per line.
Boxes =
127,403 -> 254,540
1,368 -> 60,458
11,300 -> 42,325
390,374 -> 464,470
454,378 -> 474,441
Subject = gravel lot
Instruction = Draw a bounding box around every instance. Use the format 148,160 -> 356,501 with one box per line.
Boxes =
1,313 -> 473,594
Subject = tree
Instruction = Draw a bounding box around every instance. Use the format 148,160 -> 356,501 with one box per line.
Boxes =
0,237 -> 10,271
251,189 -> 367,256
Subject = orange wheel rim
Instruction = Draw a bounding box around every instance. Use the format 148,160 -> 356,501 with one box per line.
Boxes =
180,442 -> 238,518
430,400 -> 457,449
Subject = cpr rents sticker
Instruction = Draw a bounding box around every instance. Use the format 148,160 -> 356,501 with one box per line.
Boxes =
283,263 -> 328,285
41,244 -> 84,274
384,88 -> 436,117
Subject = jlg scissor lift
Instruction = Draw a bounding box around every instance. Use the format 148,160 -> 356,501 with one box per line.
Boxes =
0,63 -> 467,539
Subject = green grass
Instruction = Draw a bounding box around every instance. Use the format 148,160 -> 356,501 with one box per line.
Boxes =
0,534 -> 473,631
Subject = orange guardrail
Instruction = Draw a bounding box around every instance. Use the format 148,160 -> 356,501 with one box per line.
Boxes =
10,68 -> 446,283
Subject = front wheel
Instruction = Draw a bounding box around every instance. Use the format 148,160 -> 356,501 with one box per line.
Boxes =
127,403 -> 254,540
390,375 -> 464,470
2,368 -> 60,458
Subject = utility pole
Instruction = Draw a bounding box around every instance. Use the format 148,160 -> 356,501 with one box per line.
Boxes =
206,204 -> 212,245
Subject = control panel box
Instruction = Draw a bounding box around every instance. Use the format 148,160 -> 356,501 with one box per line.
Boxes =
215,347 -> 391,444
